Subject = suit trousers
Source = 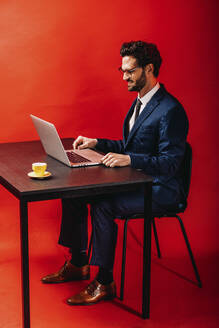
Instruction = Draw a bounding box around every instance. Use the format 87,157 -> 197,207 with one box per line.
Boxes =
58,189 -> 159,269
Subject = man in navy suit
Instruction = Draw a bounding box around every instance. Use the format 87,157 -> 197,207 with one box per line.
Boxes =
42,41 -> 189,305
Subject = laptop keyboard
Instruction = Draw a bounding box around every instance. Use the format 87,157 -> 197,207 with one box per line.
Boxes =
66,151 -> 91,163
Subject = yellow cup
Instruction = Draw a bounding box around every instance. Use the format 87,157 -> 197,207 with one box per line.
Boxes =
32,162 -> 47,177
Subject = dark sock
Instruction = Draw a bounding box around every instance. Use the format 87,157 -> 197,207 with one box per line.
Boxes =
96,267 -> 113,285
70,249 -> 88,267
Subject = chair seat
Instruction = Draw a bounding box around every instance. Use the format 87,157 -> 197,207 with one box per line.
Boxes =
119,202 -> 187,221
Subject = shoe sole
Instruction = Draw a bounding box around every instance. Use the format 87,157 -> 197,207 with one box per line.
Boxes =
66,294 -> 116,306
41,275 -> 90,284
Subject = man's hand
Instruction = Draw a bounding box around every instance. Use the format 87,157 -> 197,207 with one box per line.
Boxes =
73,136 -> 98,150
101,153 -> 131,167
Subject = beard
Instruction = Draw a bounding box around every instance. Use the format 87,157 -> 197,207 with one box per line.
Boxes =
127,70 -> 146,92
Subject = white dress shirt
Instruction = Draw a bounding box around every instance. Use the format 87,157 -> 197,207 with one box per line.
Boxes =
129,82 -> 160,132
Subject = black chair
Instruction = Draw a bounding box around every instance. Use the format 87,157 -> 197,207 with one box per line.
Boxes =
119,142 -> 202,305
88,142 -> 202,317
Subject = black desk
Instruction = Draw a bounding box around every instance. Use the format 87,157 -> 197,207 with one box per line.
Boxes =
0,139 -> 153,328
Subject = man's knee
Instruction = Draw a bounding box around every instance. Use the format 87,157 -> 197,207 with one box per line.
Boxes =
91,199 -> 113,215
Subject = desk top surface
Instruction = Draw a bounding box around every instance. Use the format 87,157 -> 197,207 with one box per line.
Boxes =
0,139 -> 153,200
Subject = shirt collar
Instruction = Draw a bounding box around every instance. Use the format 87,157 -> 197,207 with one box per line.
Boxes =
138,82 -> 160,108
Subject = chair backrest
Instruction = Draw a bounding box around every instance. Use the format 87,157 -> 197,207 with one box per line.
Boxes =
180,142 -> 192,201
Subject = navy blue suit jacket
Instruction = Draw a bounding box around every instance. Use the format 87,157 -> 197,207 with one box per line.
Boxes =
96,84 -> 189,210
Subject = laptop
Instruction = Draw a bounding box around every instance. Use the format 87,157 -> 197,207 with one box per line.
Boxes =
30,114 -> 103,167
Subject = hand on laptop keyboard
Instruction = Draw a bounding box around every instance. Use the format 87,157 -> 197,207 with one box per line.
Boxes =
73,136 -> 98,150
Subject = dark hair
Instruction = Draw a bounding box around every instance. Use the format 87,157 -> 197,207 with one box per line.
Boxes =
120,41 -> 162,77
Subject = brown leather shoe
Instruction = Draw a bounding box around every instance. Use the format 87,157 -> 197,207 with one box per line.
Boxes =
66,279 -> 116,305
41,261 -> 90,284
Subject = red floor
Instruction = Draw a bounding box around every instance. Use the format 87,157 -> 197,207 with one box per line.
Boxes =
0,198 -> 219,328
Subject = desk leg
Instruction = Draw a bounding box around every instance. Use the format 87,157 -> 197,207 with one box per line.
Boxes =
20,200 -> 30,328
142,182 -> 152,319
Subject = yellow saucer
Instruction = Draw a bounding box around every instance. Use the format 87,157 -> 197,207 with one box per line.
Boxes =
27,171 -> 52,179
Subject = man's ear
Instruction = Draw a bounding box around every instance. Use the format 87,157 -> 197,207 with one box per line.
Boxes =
145,63 -> 154,74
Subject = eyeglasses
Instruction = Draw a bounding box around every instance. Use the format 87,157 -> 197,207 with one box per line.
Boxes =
118,66 -> 140,76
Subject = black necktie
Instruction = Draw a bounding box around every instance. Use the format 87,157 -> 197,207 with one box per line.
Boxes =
134,98 -> 142,122
125,98 -> 142,140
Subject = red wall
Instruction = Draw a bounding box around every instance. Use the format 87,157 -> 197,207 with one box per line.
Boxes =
0,1 -> 218,255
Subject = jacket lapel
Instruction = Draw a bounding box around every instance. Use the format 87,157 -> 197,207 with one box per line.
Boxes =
123,85 -> 165,147
123,100 -> 136,141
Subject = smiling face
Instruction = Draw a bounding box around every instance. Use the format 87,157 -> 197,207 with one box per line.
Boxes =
121,56 -> 146,92
121,55 -> 157,97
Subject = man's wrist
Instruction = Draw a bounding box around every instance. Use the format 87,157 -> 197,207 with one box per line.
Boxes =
127,155 -> 131,166
93,139 -> 98,148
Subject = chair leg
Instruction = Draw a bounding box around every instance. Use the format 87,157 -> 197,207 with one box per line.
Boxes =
120,218 -> 130,301
87,231 -> 93,262
152,218 -> 161,258
176,215 -> 202,287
